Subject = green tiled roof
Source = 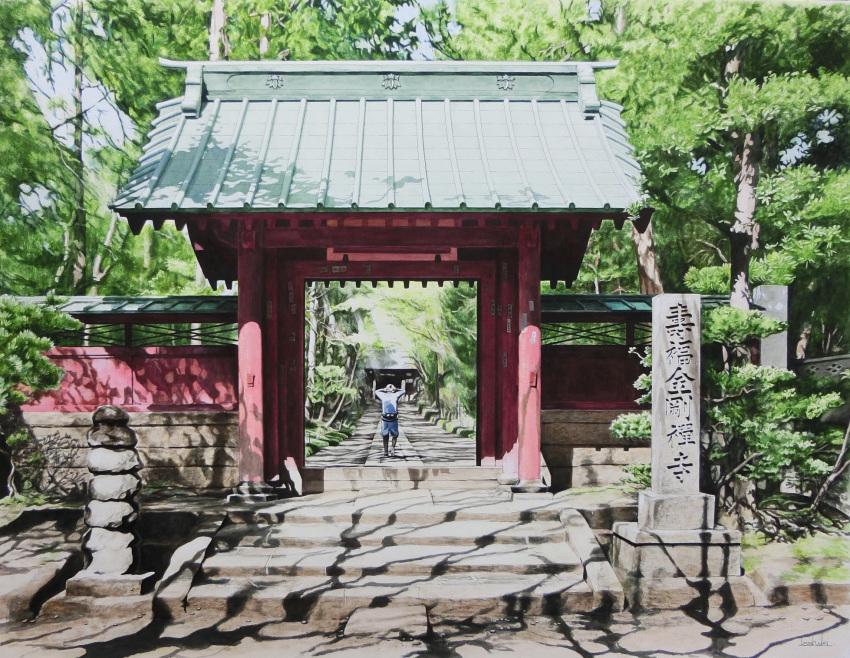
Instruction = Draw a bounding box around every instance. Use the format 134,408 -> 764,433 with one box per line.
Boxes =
541,294 -> 729,316
112,60 -> 642,217
18,296 -> 237,316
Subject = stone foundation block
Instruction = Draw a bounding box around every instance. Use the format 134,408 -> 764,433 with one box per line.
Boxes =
637,491 -> 715,530
612,522 -> 741,580
619,573 -> 768,611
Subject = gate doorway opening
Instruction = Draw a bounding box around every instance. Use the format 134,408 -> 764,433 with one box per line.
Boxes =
302,279 -> 479,467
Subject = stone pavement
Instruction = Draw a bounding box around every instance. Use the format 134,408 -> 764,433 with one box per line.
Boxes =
2,489 -> 850,656
306,405 -> 475,467
1,602 -> 848,657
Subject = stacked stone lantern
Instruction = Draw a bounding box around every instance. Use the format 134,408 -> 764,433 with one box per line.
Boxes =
83,405 -> 143,575
52,405 -> 154,609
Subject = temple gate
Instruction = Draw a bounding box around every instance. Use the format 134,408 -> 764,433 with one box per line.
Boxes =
104,59 -> 649,496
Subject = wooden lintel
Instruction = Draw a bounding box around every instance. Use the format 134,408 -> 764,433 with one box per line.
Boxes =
264,227 -> 519,249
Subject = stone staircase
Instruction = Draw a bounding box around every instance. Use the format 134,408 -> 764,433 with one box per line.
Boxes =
177,488 -> 617,626
301,466 -> 503,493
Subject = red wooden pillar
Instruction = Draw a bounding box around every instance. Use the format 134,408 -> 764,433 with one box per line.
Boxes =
518,222 -> 542,331
232,225 -> 272,500
512,222 -> 546,492
497,254 -> 519,483
277,264 -> 303,494
478,268 -> 497,465
514,324 -> 546,492
263,249 -> 280,481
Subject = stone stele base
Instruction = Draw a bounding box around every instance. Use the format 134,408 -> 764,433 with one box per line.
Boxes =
637,491 -> 715,530
611,520 -> 751,610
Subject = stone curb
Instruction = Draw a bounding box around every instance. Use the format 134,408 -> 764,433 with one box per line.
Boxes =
560,508 -> 625,612
752,567 -> 850,606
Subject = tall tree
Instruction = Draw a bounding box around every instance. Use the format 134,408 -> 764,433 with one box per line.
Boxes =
420,0 -> 664,294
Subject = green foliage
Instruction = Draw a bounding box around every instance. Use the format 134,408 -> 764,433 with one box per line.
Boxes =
610,411 -> 651,441
306,364 -> 356,411
0,297 -> 79,497
703,306 -> 786,348
705,364 -> 843,490
0,296 -> 80,414
620,462 -> 651,489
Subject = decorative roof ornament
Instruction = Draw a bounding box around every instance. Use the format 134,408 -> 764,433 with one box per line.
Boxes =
496,75 -> 516,91
382,73 -> 401,90
266,74 -> 285,90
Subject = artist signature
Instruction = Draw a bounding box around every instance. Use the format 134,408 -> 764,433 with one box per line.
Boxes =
799,635 -> 832,647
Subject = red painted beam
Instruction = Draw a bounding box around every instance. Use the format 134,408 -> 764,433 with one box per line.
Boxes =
265,227 -> 519,250
288,260 -> 494,281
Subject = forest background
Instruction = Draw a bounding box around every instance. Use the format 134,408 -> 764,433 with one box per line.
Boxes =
1,0 -> 850,526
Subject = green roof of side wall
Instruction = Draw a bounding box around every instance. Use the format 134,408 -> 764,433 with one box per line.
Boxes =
112,60 -> 642,217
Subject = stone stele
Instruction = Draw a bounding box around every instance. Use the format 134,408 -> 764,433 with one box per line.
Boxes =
87,447 -> 143,474
611,294 -> 746,609
89,473 -> 142,501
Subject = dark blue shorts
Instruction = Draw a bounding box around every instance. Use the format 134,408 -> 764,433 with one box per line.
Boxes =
381,420 -> 399,438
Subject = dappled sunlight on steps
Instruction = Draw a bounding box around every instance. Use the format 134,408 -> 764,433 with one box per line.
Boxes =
174,489 -> 616,627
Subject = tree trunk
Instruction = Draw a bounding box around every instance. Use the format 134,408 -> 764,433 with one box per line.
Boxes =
259,12 -> 270,58
630,222 -> 664,294
64,0 -> 87,295
209,0 -> 230,61
326,350 -> 358,428
88,212 -> 119,294
729,130 -> 761,310
433,353 -> 441,415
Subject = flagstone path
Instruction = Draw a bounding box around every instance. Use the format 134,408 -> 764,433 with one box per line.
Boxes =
305,404 -> 476,467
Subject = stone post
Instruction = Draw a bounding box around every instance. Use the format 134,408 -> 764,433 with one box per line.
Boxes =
753,285 -> 789,369
611,295 -> 747,609
64,405 -> 154,600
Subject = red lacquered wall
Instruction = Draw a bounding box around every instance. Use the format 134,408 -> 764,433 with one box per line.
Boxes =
25,346 -> 238,412
540,344 -> 644,410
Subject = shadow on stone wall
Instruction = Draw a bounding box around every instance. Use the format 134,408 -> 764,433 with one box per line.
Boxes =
23,412 -> 238,496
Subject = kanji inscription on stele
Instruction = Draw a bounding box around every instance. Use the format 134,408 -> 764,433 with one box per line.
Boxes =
651,294 -> 701,494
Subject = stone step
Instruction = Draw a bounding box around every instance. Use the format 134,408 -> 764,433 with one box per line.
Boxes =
185,571 -> 594,623
301,467 -> 503,493
213,519 -> 568,550
302,467 -> 503,481
228,495 -> 562,526
201,542 -> 581,579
